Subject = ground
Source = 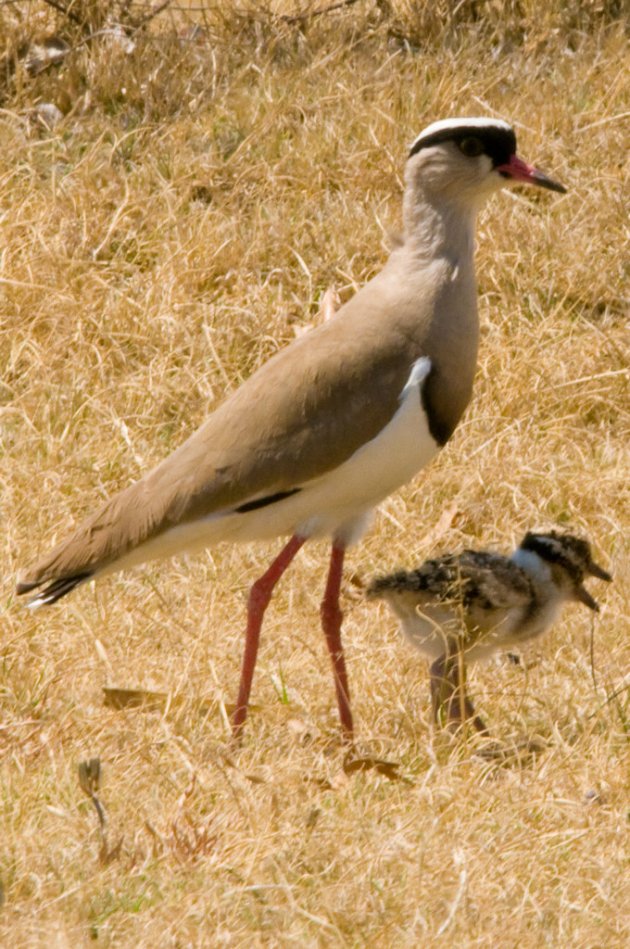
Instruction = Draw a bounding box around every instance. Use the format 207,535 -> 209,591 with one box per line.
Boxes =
1,2 -> 628,946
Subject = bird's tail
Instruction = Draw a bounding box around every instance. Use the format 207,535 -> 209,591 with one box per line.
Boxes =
15,480 -> 142,608
17,572 -> 94,608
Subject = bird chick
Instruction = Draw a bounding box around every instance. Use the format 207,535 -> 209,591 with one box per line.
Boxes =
367,531 -> 611,733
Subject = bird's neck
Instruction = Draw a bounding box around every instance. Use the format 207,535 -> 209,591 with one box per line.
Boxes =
401,191 -> 477,266
510,547 -> 566,639
511,549 -> 561,604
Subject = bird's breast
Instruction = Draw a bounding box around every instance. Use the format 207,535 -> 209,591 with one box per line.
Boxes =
282,356 -> 442,541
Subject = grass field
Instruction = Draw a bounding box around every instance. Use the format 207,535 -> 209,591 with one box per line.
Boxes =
1,2 -> 628,945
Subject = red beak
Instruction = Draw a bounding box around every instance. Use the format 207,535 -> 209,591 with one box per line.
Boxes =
497,154 -> 566,193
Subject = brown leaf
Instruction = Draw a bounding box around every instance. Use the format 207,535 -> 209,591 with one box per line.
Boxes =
342,753 -> 410,782
103,687 -> 168,711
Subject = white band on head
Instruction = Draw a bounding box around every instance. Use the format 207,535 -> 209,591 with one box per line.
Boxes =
409,117 -> 513,155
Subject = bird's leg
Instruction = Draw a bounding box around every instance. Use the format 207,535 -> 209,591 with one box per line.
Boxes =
431,637 -> 479,733
452,643 -> 489,734
232,534 -> 305,737
463,695 -> 489,735
430,645 -> 459,728
448,641 -> 467,730
430,654 -> 452,725
430,641 -> 489,735
320,543 -> 354,740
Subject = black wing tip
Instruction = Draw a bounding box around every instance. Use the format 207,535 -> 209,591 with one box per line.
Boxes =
18,572 -> 93,608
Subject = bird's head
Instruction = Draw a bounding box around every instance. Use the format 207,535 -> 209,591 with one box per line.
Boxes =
518,530 -> 612,611
406,117 -> 566,210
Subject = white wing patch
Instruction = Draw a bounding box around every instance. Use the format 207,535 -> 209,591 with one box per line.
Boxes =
401,356 -> 431,400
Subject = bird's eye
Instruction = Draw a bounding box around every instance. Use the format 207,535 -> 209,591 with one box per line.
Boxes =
458,136 -> 484,158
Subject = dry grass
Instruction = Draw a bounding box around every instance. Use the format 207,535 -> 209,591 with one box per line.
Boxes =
1,2 -> 629,946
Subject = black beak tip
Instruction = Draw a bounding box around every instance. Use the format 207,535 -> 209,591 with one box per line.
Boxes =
589,563 -> 613,583
536,174 -> 567,195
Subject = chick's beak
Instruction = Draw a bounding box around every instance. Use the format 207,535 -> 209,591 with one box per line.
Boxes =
497,154 -> 567,193
575,585 -> 600,612
587,560 -> 612,582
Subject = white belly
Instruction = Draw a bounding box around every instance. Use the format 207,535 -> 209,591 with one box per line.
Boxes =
398,606 -> 462,661
397,600 -> 562,664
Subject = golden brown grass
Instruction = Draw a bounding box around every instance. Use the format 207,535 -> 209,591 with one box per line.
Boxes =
1,3 -> 628,945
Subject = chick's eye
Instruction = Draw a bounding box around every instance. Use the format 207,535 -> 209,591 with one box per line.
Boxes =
458,136 -> 484,158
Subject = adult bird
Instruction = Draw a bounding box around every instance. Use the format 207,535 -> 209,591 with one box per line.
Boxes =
17,118 -> 566,740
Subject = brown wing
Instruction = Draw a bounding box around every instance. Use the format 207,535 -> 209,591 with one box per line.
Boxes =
455,551 -> 534,612
17,262 -> 443,590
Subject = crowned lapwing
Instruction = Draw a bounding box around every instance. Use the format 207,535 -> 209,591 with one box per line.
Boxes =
368,531 -> 611,733
17,118 -> 566,740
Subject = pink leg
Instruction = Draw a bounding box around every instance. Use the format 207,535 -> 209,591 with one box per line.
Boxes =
232,534 -> 305,737
320,543 -> 354,739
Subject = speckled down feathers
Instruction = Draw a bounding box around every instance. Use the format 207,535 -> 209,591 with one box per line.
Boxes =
368,550 -> 535,614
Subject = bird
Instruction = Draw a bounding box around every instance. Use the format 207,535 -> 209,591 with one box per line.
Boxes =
16,117 -> 566,741
367,531 -> 612,733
